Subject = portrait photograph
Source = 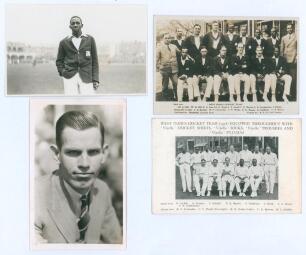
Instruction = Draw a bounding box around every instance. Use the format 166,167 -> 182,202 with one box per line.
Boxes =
154,16 -> 298,115
6,4 -> 146,96
30,100 -> 126,249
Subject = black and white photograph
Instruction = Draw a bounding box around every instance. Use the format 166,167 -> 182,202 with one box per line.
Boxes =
154,16 -> 298,114
30,100 -> 126,249
6,4 -> 146,95
175,136 -> 278,200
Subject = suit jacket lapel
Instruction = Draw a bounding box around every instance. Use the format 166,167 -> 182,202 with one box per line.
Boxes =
79,36 -> 87,50
85,186 -> 104,243
47,174 -> 78,243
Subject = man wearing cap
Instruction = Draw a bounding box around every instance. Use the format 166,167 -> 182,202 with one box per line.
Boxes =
221,157 -> 235,197
234,159 -> 250,197
176,147 -> 192,193
207,159 -> 222,197
56,16 -> 99,95
263,146 -> 278,194
249,158 -> 264,197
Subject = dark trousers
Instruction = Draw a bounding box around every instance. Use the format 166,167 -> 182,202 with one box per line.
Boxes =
161,72 -> 178,101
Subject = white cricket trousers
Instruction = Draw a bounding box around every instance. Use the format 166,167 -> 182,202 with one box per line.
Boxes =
179,163 -> 192,192
264,165 -> 277,193
63,73 -> 95,95
177,77 -> 200,101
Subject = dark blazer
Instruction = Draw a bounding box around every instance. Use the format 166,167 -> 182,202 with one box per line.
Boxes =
203,32 -> 225,57
224,33 -> 240,56
248,38 -> 267,58
35,171 -> 122,244
194,56 -> 214,76
213,55 -> 231,76
182,35 -> 204,59
250,57 -> 273,75
271,56 -> 289,74
238,36 -> 255,58
171,39 -> 185,51
265,37 -> 280,58
56,34 -> 99,83
177,56 -> 195,77
230,55 -> 250,75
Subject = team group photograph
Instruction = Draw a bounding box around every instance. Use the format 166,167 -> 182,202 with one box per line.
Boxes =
176,136 -> 279,199
156,18 -> 297,103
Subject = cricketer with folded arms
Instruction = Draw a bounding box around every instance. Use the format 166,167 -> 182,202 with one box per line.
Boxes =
35,111 -> 122,244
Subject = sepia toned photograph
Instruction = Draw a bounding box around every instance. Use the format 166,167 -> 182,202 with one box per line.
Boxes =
30,100 -> 126,249
152,119 -> 301,214
6,4 -> 146,96
175,136 -> 278,200
154,16 -> 298,114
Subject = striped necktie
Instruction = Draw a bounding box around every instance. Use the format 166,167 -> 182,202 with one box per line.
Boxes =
77,194 -> 90,242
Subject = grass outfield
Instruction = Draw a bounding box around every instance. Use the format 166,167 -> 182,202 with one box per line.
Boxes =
175,167 -> 278,200
7,63 -> 146,95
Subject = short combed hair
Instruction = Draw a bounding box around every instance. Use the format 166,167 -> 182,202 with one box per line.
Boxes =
70,16 -> 83,24
55,111 -> 105,149
194,23 -> 201,29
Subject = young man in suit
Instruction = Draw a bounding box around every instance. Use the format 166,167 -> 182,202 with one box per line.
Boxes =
194,46 -> 214,101
203,21 -> 225,58
249,29 -> 267,59
183,24 -> 204,59
156,33 -> 180,101
212,46 -> 235,102
265,27 -> 280,58
224,23 -> 239,57
271,47 -> 292,102
177,48 -> 199,101
171,28 -> 184,51
56,16 -> 99,95
35,111 -> 122,244
249,46 -> 276,102
280,23 -> 297,100
238,25 -> 254,59
229,42 -> 251,102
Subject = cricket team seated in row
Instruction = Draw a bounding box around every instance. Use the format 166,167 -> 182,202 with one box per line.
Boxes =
176,144 -> 278,198
156,22 -> 297,102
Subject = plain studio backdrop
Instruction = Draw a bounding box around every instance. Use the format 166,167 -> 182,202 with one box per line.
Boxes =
0,0 -> 306,255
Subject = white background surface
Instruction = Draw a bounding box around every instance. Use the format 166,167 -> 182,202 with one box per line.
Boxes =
0,0 -> 305,254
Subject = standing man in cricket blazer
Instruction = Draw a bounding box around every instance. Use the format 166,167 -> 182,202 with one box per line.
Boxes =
183,24 -> 204,60
56,16 -> 99,95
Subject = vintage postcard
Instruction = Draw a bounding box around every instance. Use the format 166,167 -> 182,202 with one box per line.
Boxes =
6,4 -> 146,96
30,99 -> 126,249
154,16 -> 298,114
152,119 -> 301,213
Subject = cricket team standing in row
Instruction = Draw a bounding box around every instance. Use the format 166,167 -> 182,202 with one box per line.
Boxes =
176,144 -> 278,198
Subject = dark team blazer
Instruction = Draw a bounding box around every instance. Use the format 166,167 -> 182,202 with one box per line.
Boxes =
250,56 -> 273,75
271,56 -> 289,74
224,33 -> 240,56
213,55 -> 231,76
56,34 -> 99,83
171,39 -> 185,51
182,35 -> 204,59
203,32 -> 225,58
177,57 -> 195,77
194,56 -> 214,76
248,38 -> 267,58
230,54 -> 250,75
238,36 -> 255,58
265,38 -> 281,58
